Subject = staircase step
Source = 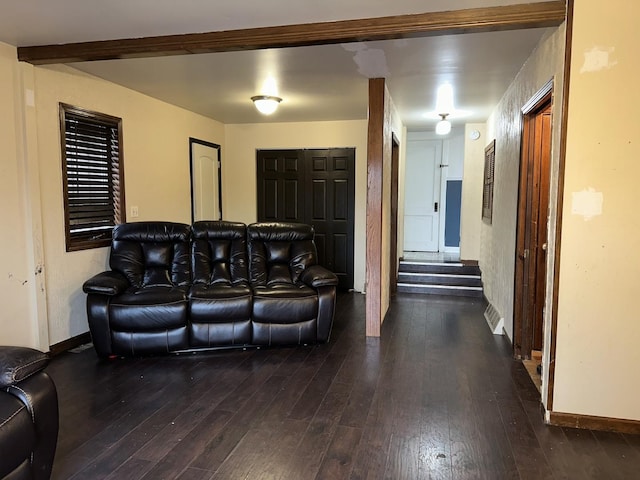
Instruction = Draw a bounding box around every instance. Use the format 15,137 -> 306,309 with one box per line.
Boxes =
397,260 -> 483,297
397,283 -> 483,297
397,272 -> 482,287
399,261 -> 480,275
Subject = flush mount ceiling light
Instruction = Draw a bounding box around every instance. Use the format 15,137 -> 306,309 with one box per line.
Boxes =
251,95 -> 282,115
435,113 -> 452,135
424,82 -> 471,134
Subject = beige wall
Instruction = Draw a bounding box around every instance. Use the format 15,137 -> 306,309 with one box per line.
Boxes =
460,123 -> 487,261
553,0 -> 640,420
21,63 -> 223,346
224,120 -> 368,292
482,25 -> 566,344
0,43 -> 47,347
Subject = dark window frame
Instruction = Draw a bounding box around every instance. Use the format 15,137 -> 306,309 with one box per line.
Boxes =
59,103 -> 125,252
482,139 -> 496,223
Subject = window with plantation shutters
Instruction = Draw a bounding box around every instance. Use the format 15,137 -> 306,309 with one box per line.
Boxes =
482,139 -> 495,223
60,104 -> 125,251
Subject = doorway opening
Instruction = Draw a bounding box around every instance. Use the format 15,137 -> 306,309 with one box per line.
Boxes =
402,131 -> 464,259
403,136 -> 443,253
390,134 -> 400,295
514,81 -> 553,392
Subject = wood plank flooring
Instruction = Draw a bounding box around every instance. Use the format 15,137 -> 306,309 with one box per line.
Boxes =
45,293 -> 640,479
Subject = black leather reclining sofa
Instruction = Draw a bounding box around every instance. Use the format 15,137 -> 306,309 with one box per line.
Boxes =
0,346 -> 58,480
83,221 -> 339,358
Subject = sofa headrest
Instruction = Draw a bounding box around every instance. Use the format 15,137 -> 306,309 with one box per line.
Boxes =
247,222 -> 314,242
111,222 -> 192,288
192,221 -> 246,240
113,222 -> 191,242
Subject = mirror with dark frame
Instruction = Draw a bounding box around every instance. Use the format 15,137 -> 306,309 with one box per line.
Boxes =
189,138 -> 222,222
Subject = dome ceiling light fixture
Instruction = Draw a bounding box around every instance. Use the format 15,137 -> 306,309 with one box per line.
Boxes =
424,82 -> 471,135
435,113 -> 452,135
251,95 -> 282,115
434,83 -> 454,136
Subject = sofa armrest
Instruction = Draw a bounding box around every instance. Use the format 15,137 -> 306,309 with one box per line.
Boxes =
2,361 -> 58,480
83,271 -> 130,296
0,346 -> 49,387
300,265 -> 339,288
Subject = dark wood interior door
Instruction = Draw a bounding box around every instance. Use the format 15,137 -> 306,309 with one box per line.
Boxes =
256,150 -> 305,222
304,149 -> 355,291
515,92 -> 552,359
257,148 -> 355,290
532,105 -> 552,350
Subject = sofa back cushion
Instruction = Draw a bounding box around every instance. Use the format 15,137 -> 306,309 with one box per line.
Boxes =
247,222 -> 317,287
192,221 -> 249,286
110,222 -> 191,288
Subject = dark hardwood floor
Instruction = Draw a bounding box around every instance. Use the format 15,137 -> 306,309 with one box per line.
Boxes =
46,293 -> 640,479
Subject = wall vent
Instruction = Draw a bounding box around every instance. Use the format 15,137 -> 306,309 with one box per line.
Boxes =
484,302 -> 504,335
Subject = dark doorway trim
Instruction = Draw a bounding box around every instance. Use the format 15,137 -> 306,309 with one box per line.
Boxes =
390,134 -> 400,296
18,2 -> 566,64
547,0 -> 574,413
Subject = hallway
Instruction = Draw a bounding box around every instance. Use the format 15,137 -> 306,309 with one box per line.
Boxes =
47,293 -> 640,479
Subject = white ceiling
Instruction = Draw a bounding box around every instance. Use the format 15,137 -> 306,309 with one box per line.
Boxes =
0,0 -> 555,129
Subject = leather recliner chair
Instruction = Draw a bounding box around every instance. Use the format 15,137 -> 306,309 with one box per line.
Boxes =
84,222 -> 192,357
189,221 -> 252,347
0,346 -> 58,480
247,222 -> 338,345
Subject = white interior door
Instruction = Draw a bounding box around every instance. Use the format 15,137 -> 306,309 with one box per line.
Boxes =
191,141 -> 221,221
404,139 -> 442,252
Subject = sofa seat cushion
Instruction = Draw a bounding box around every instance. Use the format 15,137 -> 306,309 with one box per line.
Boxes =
189,284 -> 252,323
110,286 -> 188,331
0,395 -> 34,479
252,284 -> 318,323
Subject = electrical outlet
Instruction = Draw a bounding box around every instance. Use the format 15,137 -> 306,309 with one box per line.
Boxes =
130,206 -> 139,218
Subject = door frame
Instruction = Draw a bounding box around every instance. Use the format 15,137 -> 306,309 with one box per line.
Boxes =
390,134 -> 400,294
513,80 -> 553,360
438,139 -> 449,252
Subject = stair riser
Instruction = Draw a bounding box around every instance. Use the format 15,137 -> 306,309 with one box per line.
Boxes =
399,262 -> 480,275
396,285 -> 483,297
397,274 -> 482,287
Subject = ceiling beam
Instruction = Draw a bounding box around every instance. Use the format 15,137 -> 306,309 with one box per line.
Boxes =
18,1 -> 566,65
